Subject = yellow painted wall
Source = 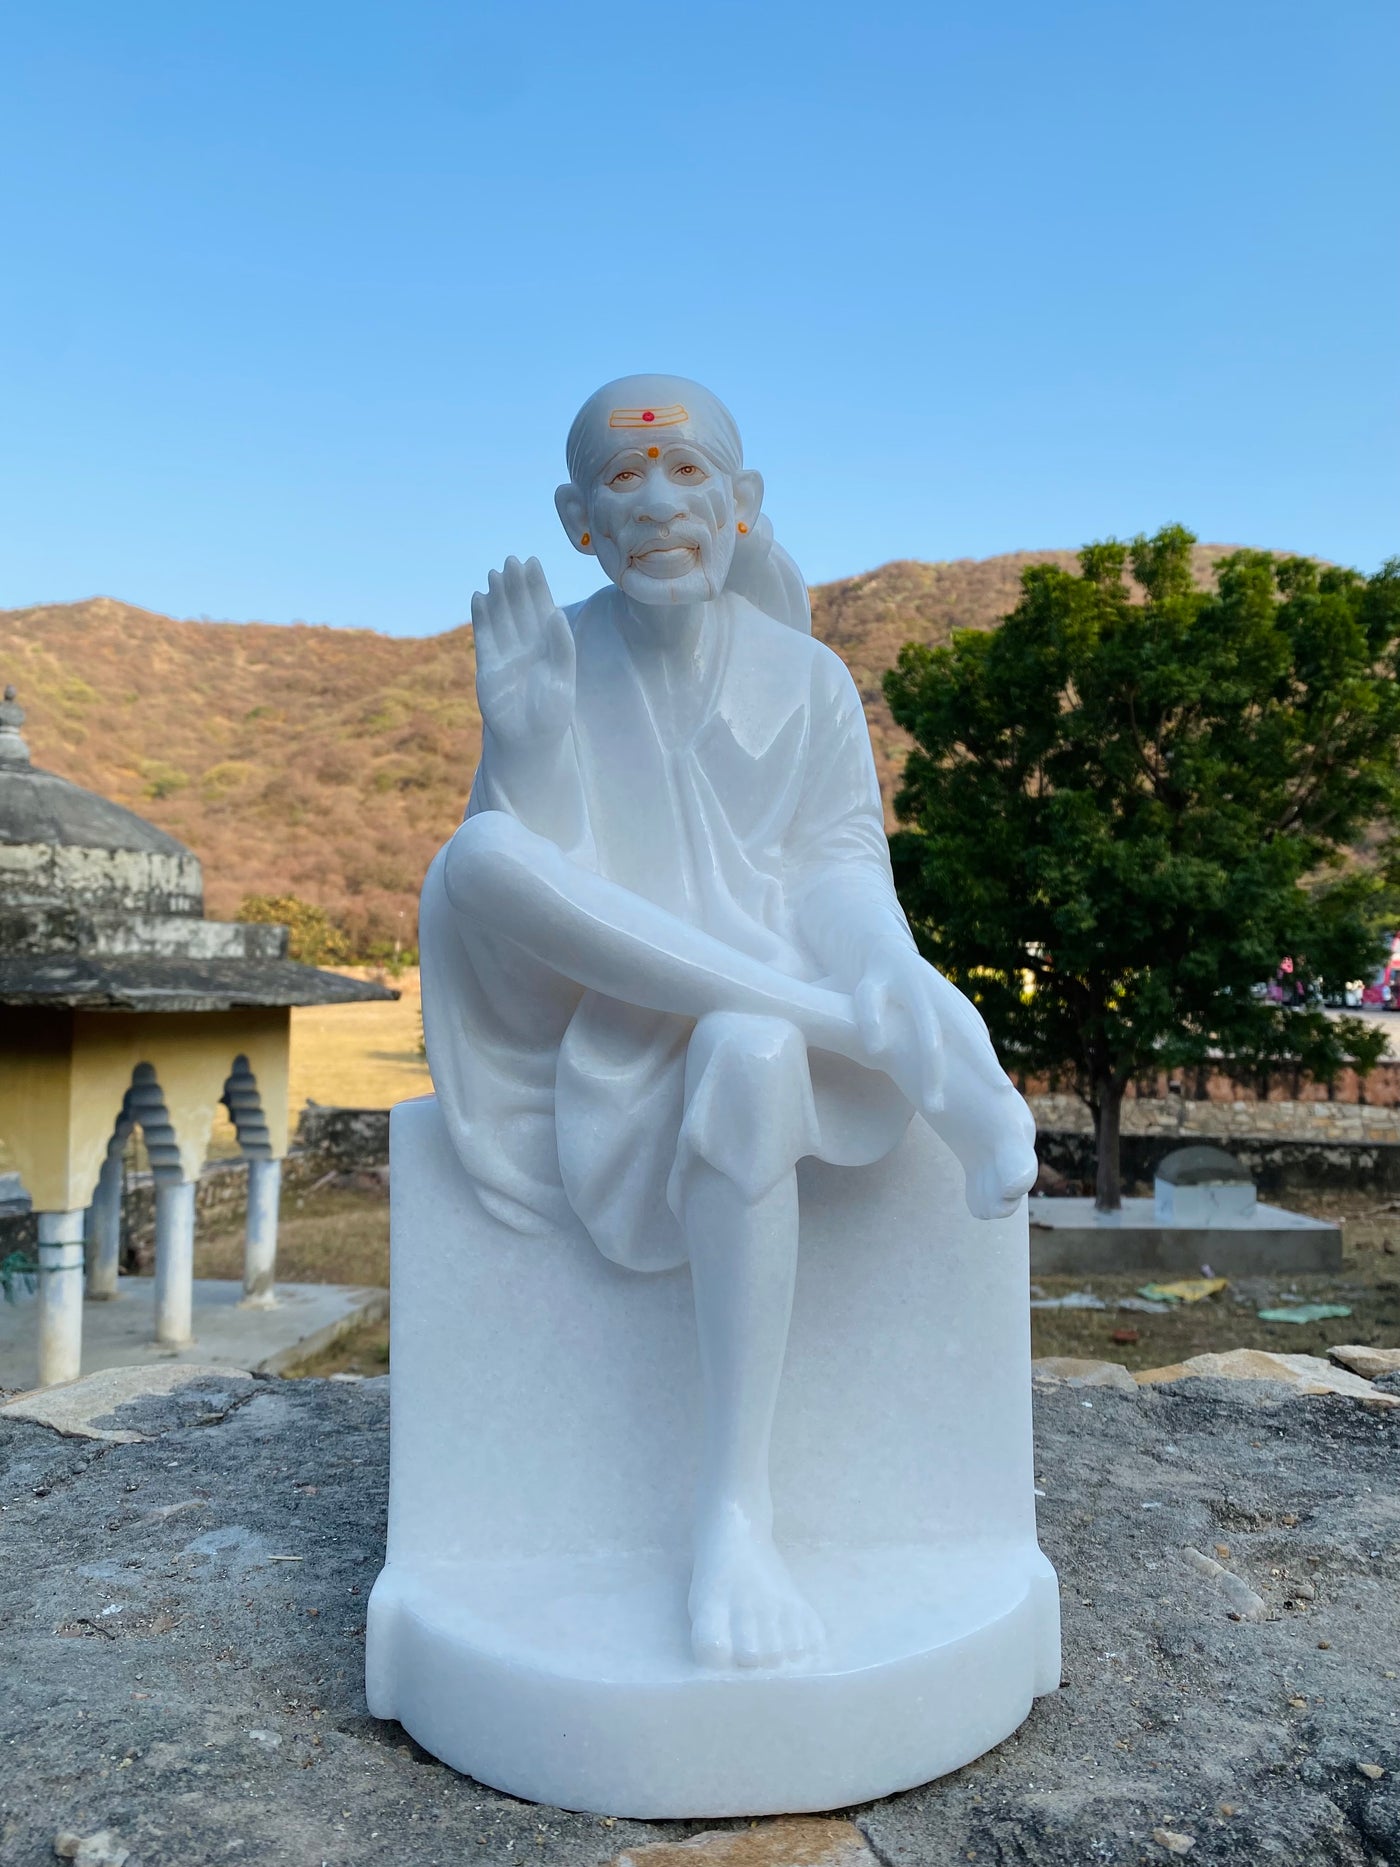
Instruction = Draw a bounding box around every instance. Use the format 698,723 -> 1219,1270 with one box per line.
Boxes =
0,1007 -> 291,1211
0,1010 -> 77,1213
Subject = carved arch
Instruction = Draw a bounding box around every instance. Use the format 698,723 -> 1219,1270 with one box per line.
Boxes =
124,1062 -> 185,1186
222,1055 -> 274,1161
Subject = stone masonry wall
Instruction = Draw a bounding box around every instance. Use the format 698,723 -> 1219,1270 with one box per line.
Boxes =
1028,1091 -> 1400,1145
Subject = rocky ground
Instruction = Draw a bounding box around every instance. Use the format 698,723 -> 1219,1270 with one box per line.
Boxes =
1,1367 -> 1397,1867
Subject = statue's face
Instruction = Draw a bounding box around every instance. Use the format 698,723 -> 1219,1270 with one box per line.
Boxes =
587,442 -> 740,605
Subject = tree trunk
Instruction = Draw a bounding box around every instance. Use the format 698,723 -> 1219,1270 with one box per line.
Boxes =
1094,1080 -> 1123,1212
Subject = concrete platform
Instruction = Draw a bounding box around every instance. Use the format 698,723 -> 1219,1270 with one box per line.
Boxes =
1028,1195 -> 1342,1275
0,1276 -> 387,1392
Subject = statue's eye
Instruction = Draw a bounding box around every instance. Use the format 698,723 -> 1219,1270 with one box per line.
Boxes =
610,470 -> 639,484
674,463 -> 703,478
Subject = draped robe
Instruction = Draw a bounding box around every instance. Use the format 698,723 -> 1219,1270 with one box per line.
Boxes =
419,586 -> 915,1270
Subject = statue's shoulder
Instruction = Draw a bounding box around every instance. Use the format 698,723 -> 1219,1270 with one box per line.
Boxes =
566,584 -> 621,635
726,593 -> 859,714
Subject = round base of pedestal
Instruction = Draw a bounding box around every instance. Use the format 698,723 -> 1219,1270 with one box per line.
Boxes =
366,1544 -> 1059,1819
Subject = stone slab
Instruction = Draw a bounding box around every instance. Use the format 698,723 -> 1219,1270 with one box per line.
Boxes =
1328,1343 -> 1400,1381
606,1822 -> 877,1866
1032,1356 -> 1138,1392
1,1368 -> 1397,1865
0,1276 -> 386,1392
1135,1347 -> 1400,1405
0,1361 -> 252,1441
1028,1194 -> 1342,1274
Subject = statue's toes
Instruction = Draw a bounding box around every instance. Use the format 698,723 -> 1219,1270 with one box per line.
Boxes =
732,1605 -> 780,1669
781,1599 -> 826,1663
1000,1139 -> 1040,1202
967,1142 -> 1038,1220
690,1601 -> 734,1670
965,1164 -> 1009,1221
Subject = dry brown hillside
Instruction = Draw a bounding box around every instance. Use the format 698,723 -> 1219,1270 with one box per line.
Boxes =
0,545 -> 1242,947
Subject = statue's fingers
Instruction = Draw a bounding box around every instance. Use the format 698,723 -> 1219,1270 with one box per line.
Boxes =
493,561 -> 528,653
913,997 -> 947,1109
470,588 -> 499,665
854,976 -> 889,1053
510,555 -> 542,648
545,603 -> 576,678
524,555 -> 557,622
498,556 -> 525,639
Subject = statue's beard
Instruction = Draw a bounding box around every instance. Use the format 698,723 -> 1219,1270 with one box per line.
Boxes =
608,524 -> 735,605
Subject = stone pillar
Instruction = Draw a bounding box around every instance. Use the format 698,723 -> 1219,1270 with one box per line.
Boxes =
154,1178 -> 196,1346
242,1156 -> 281,1308
37,1210 -> 85,1387
85,1143 -> 126,1301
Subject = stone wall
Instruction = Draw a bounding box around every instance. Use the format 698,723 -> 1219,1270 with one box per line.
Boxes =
1036,1125 -> 1400,1198
295,1104 -> 391,1172
293,1098 -> 1400,1196
1024,1052 -> 1400,1111
1028,1090 -> 1400,1145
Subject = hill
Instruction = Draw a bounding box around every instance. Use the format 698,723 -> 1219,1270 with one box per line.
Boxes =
0,545 -> 1243,950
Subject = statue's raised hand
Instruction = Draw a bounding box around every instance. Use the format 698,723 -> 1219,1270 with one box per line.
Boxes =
471,556 -> 575,750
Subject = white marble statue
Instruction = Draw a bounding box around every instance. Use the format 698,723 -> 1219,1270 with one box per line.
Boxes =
368,376 -> 1058,1817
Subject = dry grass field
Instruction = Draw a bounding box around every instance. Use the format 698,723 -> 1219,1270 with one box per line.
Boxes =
288,965 -> 430,1112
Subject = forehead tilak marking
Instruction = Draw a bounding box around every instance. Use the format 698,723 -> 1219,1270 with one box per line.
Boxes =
609,403 -> 689,429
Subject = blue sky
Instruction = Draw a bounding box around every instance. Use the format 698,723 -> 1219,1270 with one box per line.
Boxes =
2,2 -> 1396,635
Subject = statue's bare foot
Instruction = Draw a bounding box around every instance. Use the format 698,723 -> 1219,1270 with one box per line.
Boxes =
688,1509 -> 825,1670
966,1136 -> 1039,1220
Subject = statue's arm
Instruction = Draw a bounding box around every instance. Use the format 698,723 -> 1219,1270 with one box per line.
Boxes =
469,559 -> 593,861
468,722 -> 592,862
783,651 -> 951,1112
444,812 -> 866,1060
786,652 -> 917,988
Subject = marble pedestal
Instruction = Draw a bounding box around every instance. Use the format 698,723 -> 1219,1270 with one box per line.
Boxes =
366,1095 -> 1059,1818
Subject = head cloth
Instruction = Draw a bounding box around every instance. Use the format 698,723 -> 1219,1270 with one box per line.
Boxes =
565,374 -> 743,492
563,374 -> 811,634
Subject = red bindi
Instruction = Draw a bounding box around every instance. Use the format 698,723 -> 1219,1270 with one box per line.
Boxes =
641,409 -> 655,422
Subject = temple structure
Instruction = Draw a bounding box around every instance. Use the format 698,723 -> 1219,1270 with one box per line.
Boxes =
0,685 -> 392,1386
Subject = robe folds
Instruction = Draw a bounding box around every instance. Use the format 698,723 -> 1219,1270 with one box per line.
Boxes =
420,587 -> 915,1271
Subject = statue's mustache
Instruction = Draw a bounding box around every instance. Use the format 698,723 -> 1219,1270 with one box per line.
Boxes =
624,524 -> 711,558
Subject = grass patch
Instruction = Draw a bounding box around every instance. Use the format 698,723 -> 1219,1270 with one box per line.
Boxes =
192,1182 -> 389,1289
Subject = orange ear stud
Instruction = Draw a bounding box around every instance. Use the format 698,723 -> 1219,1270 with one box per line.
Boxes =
580,532 -> 591,548
736,521 -> 749,534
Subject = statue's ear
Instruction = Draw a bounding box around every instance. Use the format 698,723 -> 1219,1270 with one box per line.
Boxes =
555,483 -> 594,554
733,468 -> 764,535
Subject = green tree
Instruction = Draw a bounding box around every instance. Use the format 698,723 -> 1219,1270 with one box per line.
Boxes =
236,894 -> 352,967
884,527 -> 1400,1210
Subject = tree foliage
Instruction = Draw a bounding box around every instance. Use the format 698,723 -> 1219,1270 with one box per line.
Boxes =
884,526 -> 1400,1207
236,893 -> 353,967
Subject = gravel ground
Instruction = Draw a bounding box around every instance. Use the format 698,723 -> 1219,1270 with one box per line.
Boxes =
1,1371 -> 1397,1867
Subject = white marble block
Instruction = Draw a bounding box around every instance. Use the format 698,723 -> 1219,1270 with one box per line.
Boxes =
366,1094 -> 1060,1818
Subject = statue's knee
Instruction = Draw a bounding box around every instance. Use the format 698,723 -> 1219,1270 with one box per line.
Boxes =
685,1013 -> 809,1113
690,1012 -> 803,1070
443,811 -> 527,910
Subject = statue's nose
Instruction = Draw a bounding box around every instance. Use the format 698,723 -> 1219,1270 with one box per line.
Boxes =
636,463 -> 686,525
